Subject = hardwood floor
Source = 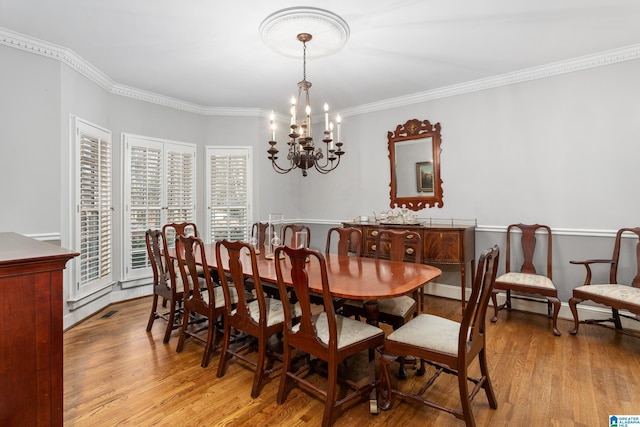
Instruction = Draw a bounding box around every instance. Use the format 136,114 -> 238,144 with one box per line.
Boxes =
64,296 -> 640,426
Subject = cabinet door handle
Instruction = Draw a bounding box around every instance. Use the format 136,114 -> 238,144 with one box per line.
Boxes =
406,248 -> 414,255
406,234 -> 415,239
371,230 -> 379,237
371,244 -> 377,251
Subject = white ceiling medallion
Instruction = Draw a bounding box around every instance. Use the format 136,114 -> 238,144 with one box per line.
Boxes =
259,7 -> 350,59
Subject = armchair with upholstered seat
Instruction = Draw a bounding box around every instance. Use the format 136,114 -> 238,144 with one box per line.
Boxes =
568,227 -> 640,335
490,223 -> 561,336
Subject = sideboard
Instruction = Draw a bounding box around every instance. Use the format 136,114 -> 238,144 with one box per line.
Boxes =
0,233 -> 78,426
342,221 -> 476,306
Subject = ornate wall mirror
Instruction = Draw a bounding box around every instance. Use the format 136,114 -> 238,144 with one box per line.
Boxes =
388,119 -> 443,210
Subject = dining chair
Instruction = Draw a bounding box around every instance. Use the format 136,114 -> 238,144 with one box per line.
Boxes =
274,245 -> 385,427
175,235 -> 237,367
145,229 -> 185,343
163,221 -> 209,278
379,244 -> 500,427
215,239 -> 301,398
281,224 -> 311,248
251,222 -> 269,246
490,223 -> 561,336
568,227 -> 640,336
325,226 -> 362,256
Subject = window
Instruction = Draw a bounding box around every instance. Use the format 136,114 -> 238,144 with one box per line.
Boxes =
205,146 -> 252,243
73,118 -> 113,298
123,134 -> 196,280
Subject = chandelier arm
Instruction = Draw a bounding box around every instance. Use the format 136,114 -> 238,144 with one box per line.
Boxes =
314,156 -> 341,173
270,159 -> 297,174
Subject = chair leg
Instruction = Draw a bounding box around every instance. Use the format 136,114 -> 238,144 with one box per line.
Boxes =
458,368 -> 476,427
490,290 -> 499,323
548,296 -> 561,336
176,306 -> 190,353
478,349 -> 497,409
612,308 -> 623,330
163,298 -> 176,344
568,297 -> 582,335
322,362 -> 338,427
251,338 -> 267,398
146,294 -> 159,332
201,319 -> 217,368
277,345 -> 292,404
216,321 -> 232,378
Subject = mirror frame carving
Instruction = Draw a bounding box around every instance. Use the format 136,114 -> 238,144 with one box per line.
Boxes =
388,119 -> 443,210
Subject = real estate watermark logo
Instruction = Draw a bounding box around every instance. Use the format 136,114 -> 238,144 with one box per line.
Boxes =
610,415 -> 640,427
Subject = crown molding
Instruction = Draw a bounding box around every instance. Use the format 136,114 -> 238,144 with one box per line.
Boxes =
2,26 -> 640,118
339,43 -> 640,118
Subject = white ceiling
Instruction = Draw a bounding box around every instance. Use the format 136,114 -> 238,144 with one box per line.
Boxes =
2,0 -> 640,112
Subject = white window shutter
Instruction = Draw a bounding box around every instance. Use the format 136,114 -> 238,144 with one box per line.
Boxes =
75,118 -> 113,297
123,135 -> 196,280
206,146 -> 252,243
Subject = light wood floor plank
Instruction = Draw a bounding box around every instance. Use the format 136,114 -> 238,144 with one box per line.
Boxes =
64,296 -> 640,426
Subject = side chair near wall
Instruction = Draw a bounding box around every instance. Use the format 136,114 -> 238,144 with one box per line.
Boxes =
145,229 -> 186,343
379,245 -> 500,427
274,246 -> 385,427
215,239 -> 302,398
325,226 -> 362,256
569,227 -> 640,335
282,223 -> 311,248
490,223 -> 561,336
175,235 -> 238,367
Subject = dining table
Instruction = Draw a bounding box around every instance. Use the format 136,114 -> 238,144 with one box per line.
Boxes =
170,243 -> 442,326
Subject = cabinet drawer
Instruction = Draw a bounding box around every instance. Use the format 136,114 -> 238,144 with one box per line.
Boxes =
424,231 -> 461,262
366,230 -> 421,261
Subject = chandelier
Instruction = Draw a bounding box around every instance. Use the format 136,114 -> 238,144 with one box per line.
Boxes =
267,33 -> 344,177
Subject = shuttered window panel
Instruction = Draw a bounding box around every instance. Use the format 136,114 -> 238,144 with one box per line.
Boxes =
123,134 -> 196,279
208,150 -> 250,242
129,145 -> 163,271
77,121 -> 113,290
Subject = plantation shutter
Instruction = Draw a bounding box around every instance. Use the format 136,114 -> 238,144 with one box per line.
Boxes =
75,119 -> 113,296
123,134 -> 196,280
206,146 -> 252,243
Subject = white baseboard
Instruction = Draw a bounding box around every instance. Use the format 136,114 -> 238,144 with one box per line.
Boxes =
424,281 -> 640,332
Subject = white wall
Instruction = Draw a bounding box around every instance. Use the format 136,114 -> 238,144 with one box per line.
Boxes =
2,39 -> 640,328
0,45 -> 61,235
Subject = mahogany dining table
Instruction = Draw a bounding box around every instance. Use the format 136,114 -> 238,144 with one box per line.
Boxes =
170,243 -> 442,326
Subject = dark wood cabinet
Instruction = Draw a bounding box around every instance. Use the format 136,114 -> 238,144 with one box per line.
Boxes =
0,233 -> 78,427
343,222 -> 475,304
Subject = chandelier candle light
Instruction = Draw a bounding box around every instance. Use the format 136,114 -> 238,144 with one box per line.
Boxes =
267,33 -> 344,176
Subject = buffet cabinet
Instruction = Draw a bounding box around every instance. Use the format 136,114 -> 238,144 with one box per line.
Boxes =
342,221 -> 476,304
0,233 -> 78,426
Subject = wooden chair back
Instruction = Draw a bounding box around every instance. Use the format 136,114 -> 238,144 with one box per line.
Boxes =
251,222 -> 269,246
274,246 -> 335,356
464,244 -> 501,347
163,222 -> 199,248
146,229 -> 169,290
505,223 -> 552,278
375,229 -> 422,263
281,224 -> 311,248
176,235 -> 213,308
610,227 -> 640,287
325,227 -> 362,256
215,239 -> 262,325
